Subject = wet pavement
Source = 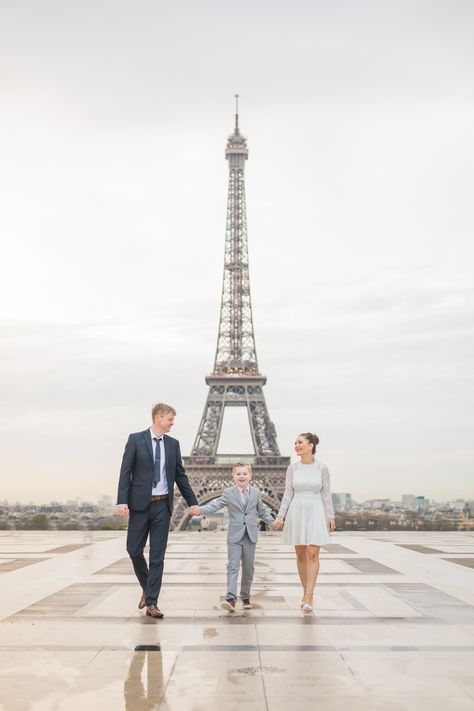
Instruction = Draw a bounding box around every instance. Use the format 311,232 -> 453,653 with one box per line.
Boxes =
0,529 -> 473,710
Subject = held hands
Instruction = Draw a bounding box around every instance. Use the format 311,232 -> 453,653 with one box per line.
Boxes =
271,517 -> 284,531
189,505 -> 201,516
327,518 -> 336,533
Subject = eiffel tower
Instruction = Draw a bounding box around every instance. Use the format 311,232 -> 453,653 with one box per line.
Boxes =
171,98 -> 290,530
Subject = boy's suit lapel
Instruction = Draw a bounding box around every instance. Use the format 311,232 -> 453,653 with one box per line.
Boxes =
245,486 -> 256,511
251,486 -> 258,506
233,485 -> 245,510
243,486 -> 254,511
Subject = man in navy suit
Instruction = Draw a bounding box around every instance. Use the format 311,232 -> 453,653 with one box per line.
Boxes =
116,402 -> 197,618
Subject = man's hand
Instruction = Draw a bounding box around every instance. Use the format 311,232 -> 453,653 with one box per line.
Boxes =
189,505 -> 201,516
327,517 -> 336,533
116,505 -> 129,518
271,517 -> 284,531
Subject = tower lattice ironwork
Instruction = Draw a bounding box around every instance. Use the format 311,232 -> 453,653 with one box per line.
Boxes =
171,98 -> 289,530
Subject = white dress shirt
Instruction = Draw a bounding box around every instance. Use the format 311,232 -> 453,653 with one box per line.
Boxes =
239,486 -> 250,507
151,428 -> 168,496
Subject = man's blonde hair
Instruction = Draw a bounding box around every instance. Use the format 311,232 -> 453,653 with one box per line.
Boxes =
232,461 -> 253,475
151,402 -> 176,419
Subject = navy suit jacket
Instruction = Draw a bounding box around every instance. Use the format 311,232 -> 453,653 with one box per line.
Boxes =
117,430 -> 197,513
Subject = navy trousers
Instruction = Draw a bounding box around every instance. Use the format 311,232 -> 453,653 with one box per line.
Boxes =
126,499 -> 171,606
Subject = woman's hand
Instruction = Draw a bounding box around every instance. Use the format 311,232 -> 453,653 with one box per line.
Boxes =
327,518 -> 336,533
272,517 -> 284,531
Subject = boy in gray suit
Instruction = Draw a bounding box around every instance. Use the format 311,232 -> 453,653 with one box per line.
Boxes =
189,461 -> 275,611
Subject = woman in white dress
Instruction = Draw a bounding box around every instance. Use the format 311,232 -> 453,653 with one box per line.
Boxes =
274,433 -> 335,612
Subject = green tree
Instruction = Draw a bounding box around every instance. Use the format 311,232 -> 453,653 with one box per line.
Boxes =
28,514 -> 50,530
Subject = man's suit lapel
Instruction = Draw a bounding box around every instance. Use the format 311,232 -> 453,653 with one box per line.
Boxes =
142,430 -> 153,462
163,435 -> 172,484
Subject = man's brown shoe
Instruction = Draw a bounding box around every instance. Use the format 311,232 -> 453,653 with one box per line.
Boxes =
138,593 -> 146,610
146,605 -> 164,619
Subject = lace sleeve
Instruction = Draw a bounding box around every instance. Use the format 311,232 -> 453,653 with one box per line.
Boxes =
320,464 -> 334,519
277,464 -> 295,518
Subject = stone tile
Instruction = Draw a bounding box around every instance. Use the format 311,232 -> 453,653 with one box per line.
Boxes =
391,623 -> 474,646
356,670 -> 468,698
47,544 -> 94,554
397,544 -> 444,554
443,558 -> 474,569
0,530 -> 473,711
339,649 -> 472,698
0,649 -> 98,675
163,650 -> 266,707
324,623 -> 407,646
261,651 -> 369,698
0,557 -> 49,573
0,620 -> 57,645
255,623 -> 334,646
344,586 -> 422,617
345,558 -> 400,574
267,697 -> 474,711
323,544 -> 357,553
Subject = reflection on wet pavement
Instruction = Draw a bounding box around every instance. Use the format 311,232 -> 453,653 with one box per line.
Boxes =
0,530 -> 473,710
124,652 -> 164,710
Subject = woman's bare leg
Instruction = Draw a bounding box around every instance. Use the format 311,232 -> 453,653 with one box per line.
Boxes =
304,545 -> 321,605
295,545 -> 307,603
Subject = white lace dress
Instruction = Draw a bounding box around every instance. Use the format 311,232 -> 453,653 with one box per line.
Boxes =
277,460 -> 334,546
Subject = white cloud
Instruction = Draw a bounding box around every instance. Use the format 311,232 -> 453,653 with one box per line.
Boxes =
0,0 -> 473,502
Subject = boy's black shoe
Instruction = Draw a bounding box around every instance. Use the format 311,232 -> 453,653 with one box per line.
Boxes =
221,598 -> 236,612
242,598 -> 252,609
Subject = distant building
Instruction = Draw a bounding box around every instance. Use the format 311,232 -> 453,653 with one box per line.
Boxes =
448,499 -> 467,511
402,495 -> 430,510
332,493 -> 353,511
78,502 -> 97,513
363,499 -> 391,510
189,511 -> 225,531
40,503 -> 64,513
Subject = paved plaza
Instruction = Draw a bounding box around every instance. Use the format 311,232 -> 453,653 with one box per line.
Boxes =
0,530 -> 473,710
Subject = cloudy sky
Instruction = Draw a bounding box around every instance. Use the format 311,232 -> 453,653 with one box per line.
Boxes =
0,0 -> 473,504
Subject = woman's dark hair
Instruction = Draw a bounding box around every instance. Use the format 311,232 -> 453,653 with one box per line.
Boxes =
299,432 -> 319,454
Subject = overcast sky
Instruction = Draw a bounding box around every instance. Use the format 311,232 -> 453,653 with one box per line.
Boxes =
0,0 -> 473,504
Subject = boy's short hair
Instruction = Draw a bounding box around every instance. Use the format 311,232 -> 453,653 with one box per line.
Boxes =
151,402 -> 176,419
232,461 -> 253,475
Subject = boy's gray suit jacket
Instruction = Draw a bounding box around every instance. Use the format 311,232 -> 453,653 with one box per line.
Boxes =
199,485 -> 274,544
